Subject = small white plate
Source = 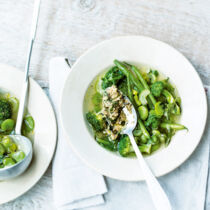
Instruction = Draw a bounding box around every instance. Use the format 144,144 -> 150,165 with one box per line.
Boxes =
0,63 -> 57,204
60,36 -> 207,181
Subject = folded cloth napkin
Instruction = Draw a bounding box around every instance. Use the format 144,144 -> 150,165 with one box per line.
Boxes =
82,86 -> 210,210
49,57 -> 107,210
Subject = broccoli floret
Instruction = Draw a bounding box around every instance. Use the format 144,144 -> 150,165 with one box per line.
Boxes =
145,110 -> 160,129
0,99 -> 12,120
101,66 -> 125,89
86,112 -> 106,132
118,135 -> 131,157
151,81 -> 164,97
148,70 -> 159,84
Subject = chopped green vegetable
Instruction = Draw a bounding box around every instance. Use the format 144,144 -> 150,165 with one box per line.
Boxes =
138,106 -> 149,120
133,129 -> 142,137
145,110 -> 160,130
22,115 -> 35,133
139,144 -> 152,154
162,89 -> 175,104
139,89 -> 150,105
154,102 -> 164,117
11,151 -> 25,162
151,81 -> 164,97
118,135 -> 131,157
101,66 -> 124,89
160,123 -> 187,131
148,70 -> 159,83
86,112 -> 106,132
0,143 -> 5,156
3,157 -> 15,167
92,92 -> 102,112
1,119 -> 15,131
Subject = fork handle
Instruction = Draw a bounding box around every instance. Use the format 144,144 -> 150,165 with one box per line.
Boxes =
128,133 -> 172,210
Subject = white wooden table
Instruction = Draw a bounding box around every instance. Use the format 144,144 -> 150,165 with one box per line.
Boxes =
0,0 -> 210,209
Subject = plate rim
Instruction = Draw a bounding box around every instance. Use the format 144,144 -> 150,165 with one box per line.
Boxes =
0,63 -> 57,204
60,35 -> 208,181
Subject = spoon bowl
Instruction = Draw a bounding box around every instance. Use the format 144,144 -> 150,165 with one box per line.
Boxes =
0,135 -> 32,180
121,104 -> 137,135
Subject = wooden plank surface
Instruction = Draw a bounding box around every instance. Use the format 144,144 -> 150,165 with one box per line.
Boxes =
0,0 -> 210,209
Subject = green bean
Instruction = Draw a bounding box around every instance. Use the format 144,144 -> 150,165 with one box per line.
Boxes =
160,123 -> 187,131
114,60 -> 144,92
132,66 -> 157,106
127,76 -> 134,104
138,119 -> 150,139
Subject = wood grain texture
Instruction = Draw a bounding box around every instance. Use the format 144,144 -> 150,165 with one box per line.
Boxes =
0,0 -> 210,209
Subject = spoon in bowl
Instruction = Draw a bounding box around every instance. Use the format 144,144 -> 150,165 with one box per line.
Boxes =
121,100 -> 172,210
0,0 -> 41,180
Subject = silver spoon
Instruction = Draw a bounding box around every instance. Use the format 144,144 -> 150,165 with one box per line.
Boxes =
0,0 -> 41,180
121,101 -> 172,210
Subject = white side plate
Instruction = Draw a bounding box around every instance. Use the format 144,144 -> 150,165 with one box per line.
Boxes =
0,63 -> 57,204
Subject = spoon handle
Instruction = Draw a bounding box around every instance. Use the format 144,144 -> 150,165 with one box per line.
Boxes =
15,0 -> 41,135
128,133 -> 172,210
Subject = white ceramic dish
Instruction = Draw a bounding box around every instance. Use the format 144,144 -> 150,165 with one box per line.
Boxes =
60,36 -> 207,181
0,63 -> 57,204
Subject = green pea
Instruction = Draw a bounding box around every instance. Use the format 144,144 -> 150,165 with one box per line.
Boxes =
2,136 -> 13,148
9,143 -> 17,153
152,130 -> 160,137
0,143 -> 5,155
2,136 -> 17,153
1,119 -> 15,131
138,106 -> 149,120
140,134 -> 148,144
11,151 -> 25,163
23,115 -> 35,133
151,135 -> 159,144
3,157 -> 15,166
133,129 -> 142,137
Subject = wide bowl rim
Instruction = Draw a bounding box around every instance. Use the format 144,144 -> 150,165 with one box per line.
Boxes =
60,35 -> 208,181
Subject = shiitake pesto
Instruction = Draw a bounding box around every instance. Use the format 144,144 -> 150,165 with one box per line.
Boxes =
0,90 -> 35,168
84,60 -> 186,157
